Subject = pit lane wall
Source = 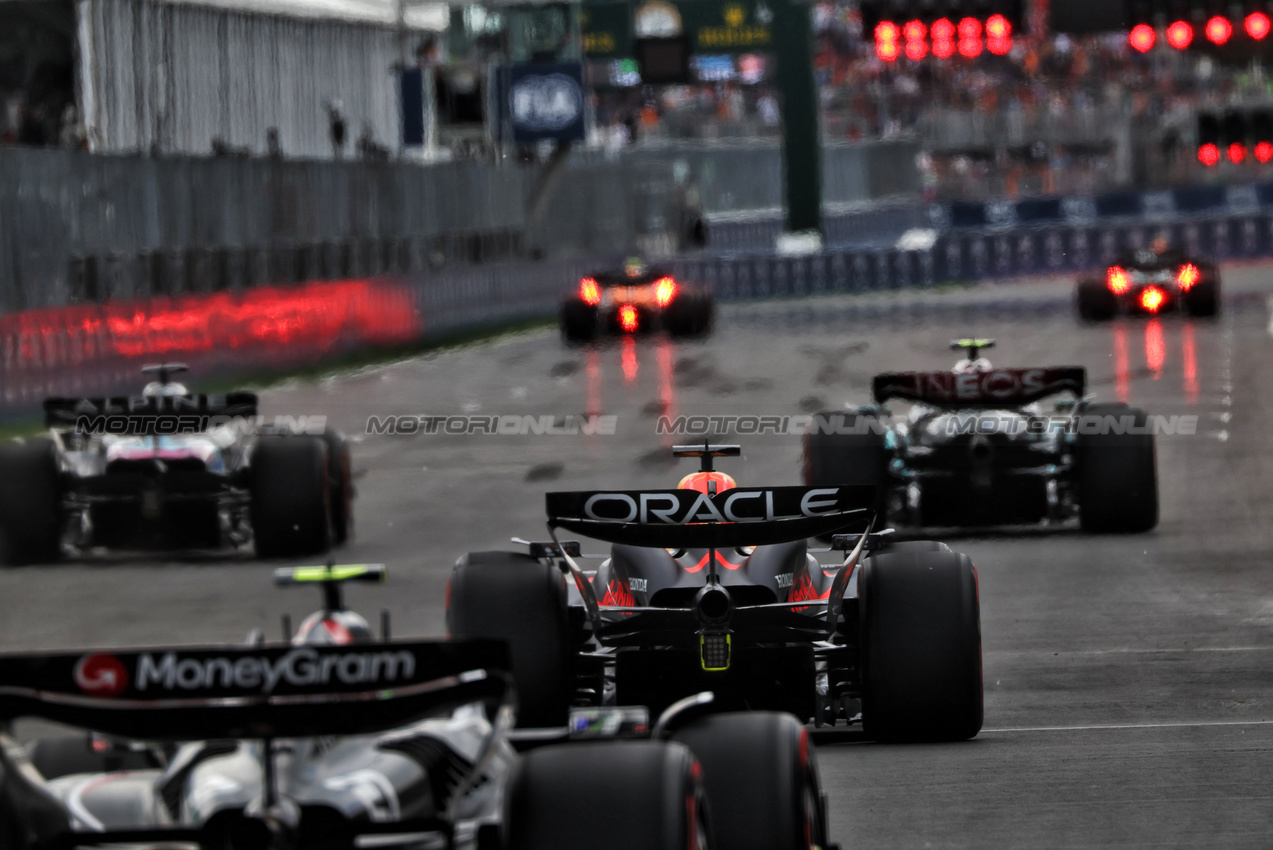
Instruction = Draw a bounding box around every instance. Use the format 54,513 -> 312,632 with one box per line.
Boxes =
3,210 -> 1270,415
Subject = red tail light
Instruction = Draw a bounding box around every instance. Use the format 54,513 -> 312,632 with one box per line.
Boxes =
1140,286 -> 1166,313
655,276 -> 678,308
1248,11 -> 1271,39
1166,20 -> 1193,49
1198,143 -> 1220,166
1257,141 -> 1273,163
1206,15 -> 1232,44
1176,263 -> 1200,291
1129,23 -> 1156,52
1228,142 -> 1247,164
580,277 -> 601,306
1107,266 -> 1130,294
619,304 -> 639,333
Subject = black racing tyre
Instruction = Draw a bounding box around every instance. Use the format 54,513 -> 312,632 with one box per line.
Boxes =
27,737 -> 158,780
0,439 -> 62,566
561,299 -> 599,343
1182,276 -> 1220,317
858,545 -> 983,742
250,436 -> 332,558
319,430 -> 353,544
1075,404 -> 1158,533
672,712 -> 828,850
447,551 -> 573,728
665,293 -> 714,338
1076,279 -> 1116,321
504,741 -> 710,850
802,410 -> 890,527
0,747 -> 71,850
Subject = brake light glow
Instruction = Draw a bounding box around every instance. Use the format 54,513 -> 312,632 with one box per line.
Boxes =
1107,266 -> 1130,294
1176,263 -> 1200,291
619,304 -> 639,333
1139,286 -> 1166,313
580,278 -> 601,306
655,276 -> 678,308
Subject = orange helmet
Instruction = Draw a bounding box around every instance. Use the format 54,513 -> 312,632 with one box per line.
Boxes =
677,471 -> 737,495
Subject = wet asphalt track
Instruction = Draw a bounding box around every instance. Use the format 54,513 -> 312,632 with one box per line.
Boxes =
5,266 -> 1273,847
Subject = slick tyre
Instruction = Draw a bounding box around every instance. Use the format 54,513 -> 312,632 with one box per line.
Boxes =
672,712 -> 829,850
1182,276 -> 1220,318
319,430 -> 353,544
27,737 -> 158,781
665,293 -> 714,338
250,436 -> 332,558
858,545 -> 983,742
1076,279 -> 1116,321
0,439 -> 61,566
447,551 -> 573,728
561,299 -> 598,344
803,410 -> 890,527
504,741 -> 710,850
1076,404 -> 1158,533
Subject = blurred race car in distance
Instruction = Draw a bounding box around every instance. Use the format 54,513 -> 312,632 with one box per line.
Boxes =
804,339 -> 1158,533
561,258 -> 713,342
0,363 -> 352,564
1077,238 -> 1219,319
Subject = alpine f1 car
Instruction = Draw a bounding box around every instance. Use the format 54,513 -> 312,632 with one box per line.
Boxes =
0,363 -> 352,564
560,258 -> 714,342
448,443 -> 984,744
1076,242 -> 1219,320
3,564 -> 838,850
804,340 -> 1158,533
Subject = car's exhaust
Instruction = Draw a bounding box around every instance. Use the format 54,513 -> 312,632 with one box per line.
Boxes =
695,584 -> 733,626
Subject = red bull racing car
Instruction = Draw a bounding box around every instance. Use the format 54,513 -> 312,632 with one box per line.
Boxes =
560,259 -> 714,342
1076,242 -> 1220,320
448,444 -> 984,744
804,340 -> 1158,533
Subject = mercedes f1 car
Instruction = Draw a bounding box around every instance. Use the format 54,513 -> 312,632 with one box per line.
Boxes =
560,259 -> 714,342
1076,242 -> 1219,320
804,340 -> 1158,533
0,363 -> 352,564
3,565 -> 838,850
448,443 -> 984,744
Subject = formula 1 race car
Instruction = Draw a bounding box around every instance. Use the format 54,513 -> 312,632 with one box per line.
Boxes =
448,443 -> 984,744
804,340 -> 1158,533
3,565 -> 838,850
0,363 -> 352,564
560,258 -> 714,342
1076,243 -> 1220,320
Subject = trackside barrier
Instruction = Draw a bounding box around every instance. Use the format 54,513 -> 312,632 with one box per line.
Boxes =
3,212 -> 1273,415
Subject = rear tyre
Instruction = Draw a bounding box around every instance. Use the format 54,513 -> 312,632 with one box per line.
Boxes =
250,436 -> 331,558
802,410 -> 890,528
319,430 -> 353,544
0,439 -> 62,566
447,551 -> 573,728
1182,276 -> 1220,317
27,737 -> 158,780
672,712 -> 829,850
561,299 -> 599,344
665,293 -> 714,338
858,545 -> 983,742
504,741 -> 709,850
1076,279 -> 1117,321
1075,404 -> 1158,533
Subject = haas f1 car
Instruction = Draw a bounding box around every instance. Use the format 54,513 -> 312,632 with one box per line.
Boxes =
0,364 -> 352,564
449,444 -> 984,744
3,565 -> 838,850
804,340 -> 1158,533
561,259 -> 714,343
1077,243 -> 1219,320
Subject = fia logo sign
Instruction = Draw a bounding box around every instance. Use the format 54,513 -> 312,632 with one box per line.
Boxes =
510,74 -> 583,132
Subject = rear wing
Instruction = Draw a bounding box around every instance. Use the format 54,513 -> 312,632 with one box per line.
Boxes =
0,639 -> 509,740
546,485 -> 874,549
872,366 -> 1086,407
43,392 -> 259,432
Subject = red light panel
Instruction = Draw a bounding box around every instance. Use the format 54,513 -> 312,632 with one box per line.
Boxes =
985,14 -> 1011,39
1228,142 -> 1247,163
875,21 -> 900,42
1246,12 -> 1271,39
1205,16 -> 1232,44
987,35 -> 1012,55
1198,143 -> 1220,166
876,38 -> 900,61
1256,141 -> 1273,162
958,17 -> 982,39
931,18 -> 955,40
932,37 -> 955,58
1166,20 -> 1193,49
903,19 -> 926,41
905,39 -> 928,59
1129,23 -> 1156,52
958,37 -> 982,57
